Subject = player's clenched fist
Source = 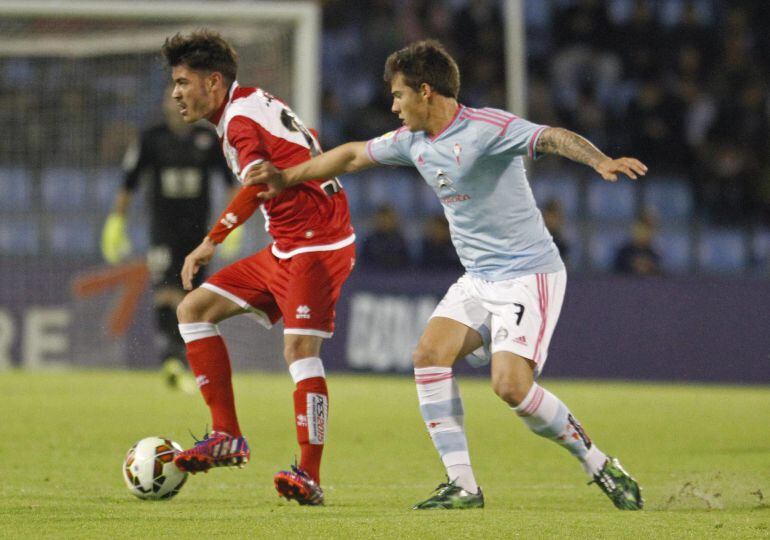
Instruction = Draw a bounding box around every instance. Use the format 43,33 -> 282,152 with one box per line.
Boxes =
181,237 -> 216,290
244,162 -> 286,200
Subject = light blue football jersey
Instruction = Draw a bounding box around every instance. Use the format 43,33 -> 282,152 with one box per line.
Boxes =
365,105 -> 564,281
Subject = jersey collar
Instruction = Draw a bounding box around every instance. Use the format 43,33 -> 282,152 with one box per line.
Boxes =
428,104 -> 464,141
211,81 -> 239,135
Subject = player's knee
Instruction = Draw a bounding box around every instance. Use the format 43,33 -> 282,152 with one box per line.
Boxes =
492,376 -> 531,407
283,337 -> 320,362
412,343 -> 442,368
176,294 -> 206,323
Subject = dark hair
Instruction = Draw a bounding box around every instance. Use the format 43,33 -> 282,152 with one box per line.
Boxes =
161,30 -> 238,85
384,40 -> 460,99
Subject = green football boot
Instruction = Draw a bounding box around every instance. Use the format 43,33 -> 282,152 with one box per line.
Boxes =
590,457 -> 644,510
412,480 -> 484,510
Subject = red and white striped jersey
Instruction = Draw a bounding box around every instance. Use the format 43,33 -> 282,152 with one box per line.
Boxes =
208,82 -> 354,258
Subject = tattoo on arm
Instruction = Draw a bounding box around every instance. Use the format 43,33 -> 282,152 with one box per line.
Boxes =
535,127 -> 609,169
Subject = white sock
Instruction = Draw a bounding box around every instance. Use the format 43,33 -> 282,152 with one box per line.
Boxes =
415,367 -> 479,493
514,383 -> 607,476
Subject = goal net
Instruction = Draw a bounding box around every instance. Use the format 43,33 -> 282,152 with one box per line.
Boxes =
0,1 -> 320,371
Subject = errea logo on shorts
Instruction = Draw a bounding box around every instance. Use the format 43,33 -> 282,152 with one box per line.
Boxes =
296,305 -> 311,319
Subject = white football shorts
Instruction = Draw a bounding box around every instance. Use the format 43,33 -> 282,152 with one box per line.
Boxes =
430,269 -> 566,376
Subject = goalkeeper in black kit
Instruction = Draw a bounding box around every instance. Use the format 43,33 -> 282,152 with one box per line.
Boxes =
101,89 -> 239,390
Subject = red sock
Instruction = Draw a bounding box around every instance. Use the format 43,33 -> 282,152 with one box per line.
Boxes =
293,376 -> 328,484
186,335 -> 242,437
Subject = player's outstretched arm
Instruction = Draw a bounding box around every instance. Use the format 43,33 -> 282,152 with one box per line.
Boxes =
535,127 -> 648,182
244,141 -> 375,199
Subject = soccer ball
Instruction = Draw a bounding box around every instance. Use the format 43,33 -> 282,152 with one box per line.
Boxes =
122,436 -> 188,500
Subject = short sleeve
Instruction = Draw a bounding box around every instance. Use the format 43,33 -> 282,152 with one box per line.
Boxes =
485,115 -> 548,160
227,115 -> 268,178
365,128 -> 415,167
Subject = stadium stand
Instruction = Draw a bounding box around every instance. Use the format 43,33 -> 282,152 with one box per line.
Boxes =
653,227 -> 692,274
41,167 -> 88,212
642,176 -> 694,224
0,217 -> 39,255
697,228 -> 748,273
587,180 -> 638,222
0,167 -> 32,211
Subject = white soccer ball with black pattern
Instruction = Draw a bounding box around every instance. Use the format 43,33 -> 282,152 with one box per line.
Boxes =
122,436 -> 188,500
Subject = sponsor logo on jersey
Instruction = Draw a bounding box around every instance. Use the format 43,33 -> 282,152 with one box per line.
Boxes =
296,414 -> 308,427
195,375 -> 210,388
435,169 -> 455,192
307,393 -> 328,444
513,335 -> 528,345
296,305 -> 311,319
436,169 -> 471,204
441,193 -> 471,204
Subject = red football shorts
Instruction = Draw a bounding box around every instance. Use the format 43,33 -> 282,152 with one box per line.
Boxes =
201,243 -> 356,338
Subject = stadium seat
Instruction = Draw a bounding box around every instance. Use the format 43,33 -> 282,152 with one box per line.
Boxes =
417,180 -> 445,216
642,176 -> 694,223
530,172 -> 581,218
92,167 -> 123,209
128,222 -> 150,253
697,228 -> 748,273
557,227 -> 583,271
0,167 -> 33,211
47,216 -> 97,255
751,227 -> 770,274
0,217 -> 39,254
41,167 -> 88,211
653,228 -> 692,274
586,179 -> 638,221
364,169 -> 418,216
338,175 -> 363,217
587,225 -> 628,272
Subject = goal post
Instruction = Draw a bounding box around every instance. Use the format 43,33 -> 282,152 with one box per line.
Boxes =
503,0 -> 526,117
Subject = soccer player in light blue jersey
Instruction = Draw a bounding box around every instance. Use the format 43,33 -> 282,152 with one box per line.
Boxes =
245,40 -> 646,511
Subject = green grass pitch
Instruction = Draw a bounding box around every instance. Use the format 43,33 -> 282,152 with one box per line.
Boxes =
1,370 -> 768,538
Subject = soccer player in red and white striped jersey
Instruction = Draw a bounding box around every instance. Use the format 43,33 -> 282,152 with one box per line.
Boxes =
161,30 -> 354,506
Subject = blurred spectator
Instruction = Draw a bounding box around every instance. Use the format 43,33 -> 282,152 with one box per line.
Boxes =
613,212 -> 662,276
625,78 -> 687,172
418,214 -> 462,271
360,204 -> 411,270
550,0 -> 621,112
615,0 -> 662,80
542,199 -> 569,264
